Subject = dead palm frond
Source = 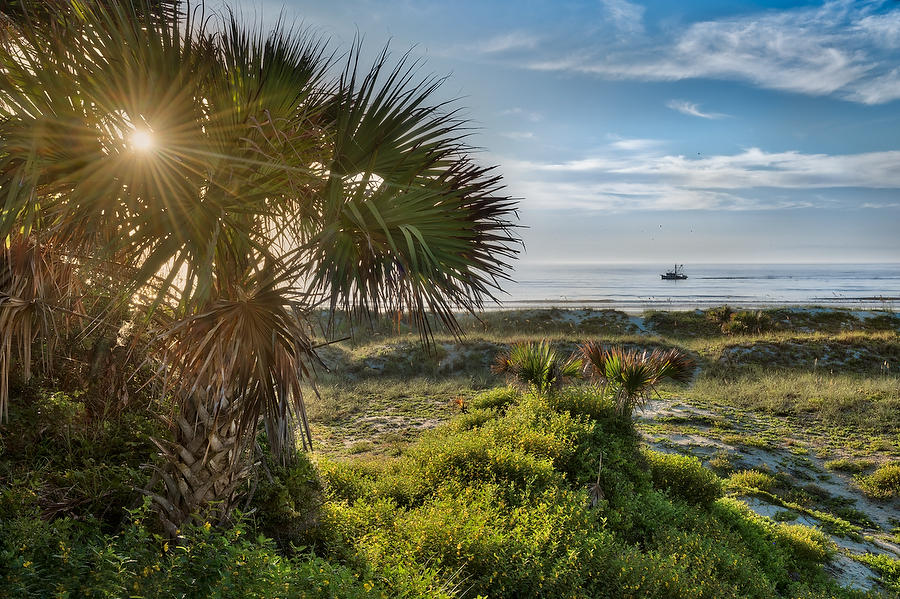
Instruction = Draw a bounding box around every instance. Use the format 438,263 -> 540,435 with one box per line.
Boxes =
0,237 -> 81,419
579,341 -> 695,416
158,271 -> 317,454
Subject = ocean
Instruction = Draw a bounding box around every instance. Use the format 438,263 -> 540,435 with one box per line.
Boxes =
497,263 -> 900,312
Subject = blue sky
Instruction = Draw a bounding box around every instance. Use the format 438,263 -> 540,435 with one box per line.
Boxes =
251,0 -> 899,264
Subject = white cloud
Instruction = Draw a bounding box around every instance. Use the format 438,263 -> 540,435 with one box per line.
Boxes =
506,179 -> 815,212
854,10 -> 900,49
527,1 -> 900,104
608,136 -> 662,151
666,100 -> 729,119
533,148 -> 900,189
861,202 -> 900,208
501,145 -> 900,212
846,66 -> 900,104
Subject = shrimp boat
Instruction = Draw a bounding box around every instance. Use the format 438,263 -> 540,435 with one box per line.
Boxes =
661,264 -> 687,280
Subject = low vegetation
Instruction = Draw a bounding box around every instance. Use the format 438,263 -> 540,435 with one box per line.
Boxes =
491,340 -> 582,392
725,470 -> 779,493
2,305 -> 898,596
641,449 -> 724,506
856,463 -> 900,500
1,385 -> 859,598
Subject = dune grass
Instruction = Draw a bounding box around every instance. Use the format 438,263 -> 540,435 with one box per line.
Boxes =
690,369 -> 899,433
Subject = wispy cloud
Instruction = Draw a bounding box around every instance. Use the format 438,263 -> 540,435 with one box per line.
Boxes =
473,31 -> 540,54
666,100 -> 728,119
500,131 -> 536,140
527,1 -> 900,104
861,202 -> 900,208
854,10 -> 900,49
607,136 -> 663,151
501,142 -> 900,212
532,148 -> 900,189
847,66 -> 900,104
600,0 -> 645,36
499,107 -> 543,122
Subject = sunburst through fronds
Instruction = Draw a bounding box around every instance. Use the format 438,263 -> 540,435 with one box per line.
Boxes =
0,0 -> 519,528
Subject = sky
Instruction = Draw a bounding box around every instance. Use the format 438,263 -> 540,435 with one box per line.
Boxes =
246,0 -> 900,265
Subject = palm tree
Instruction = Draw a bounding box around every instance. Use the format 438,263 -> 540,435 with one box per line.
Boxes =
579,342 -> 694,416
0,0 -> 519,533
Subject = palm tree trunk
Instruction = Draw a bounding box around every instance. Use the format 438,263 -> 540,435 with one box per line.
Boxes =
147,394 -> 251,537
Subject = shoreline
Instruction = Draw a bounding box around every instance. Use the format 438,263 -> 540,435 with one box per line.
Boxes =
491,299 -> 899,314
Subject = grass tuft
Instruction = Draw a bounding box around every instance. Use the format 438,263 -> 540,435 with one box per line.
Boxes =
856,463 -> 900,500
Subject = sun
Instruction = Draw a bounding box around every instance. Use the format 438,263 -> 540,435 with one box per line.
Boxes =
130,129 -> 155,152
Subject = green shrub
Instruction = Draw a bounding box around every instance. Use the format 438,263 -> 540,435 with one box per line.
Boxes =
647,309 -> 721,337
479,395 -> 581,464
448,407 -> 498,431
857,463 -> 900,500
0,388 -> 161,528
772,522 -> 833,563
643,449 -> 723,506
0,502 -> 390,599
410,432 -> 560,495
725,470 -> 778,493
350,484 -> 617,599
545,386 -> 616,421
469,386 -> 519,411
706,305 -> 734,325
251,452 -> 323,550
726,311 -> 772,335
713,498 -> 834,565
319,459 -> 380,503
2,376 -> 863,598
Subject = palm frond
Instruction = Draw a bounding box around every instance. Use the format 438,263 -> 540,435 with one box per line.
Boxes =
493,340 -> 580,393
0,0 -> 521,508
651,347 -> 696,383
158,271 -> 316,455
580,342 -> 694,416
0,2 -> 332,311
0,237 -> 81,419
300,44 -> 520,339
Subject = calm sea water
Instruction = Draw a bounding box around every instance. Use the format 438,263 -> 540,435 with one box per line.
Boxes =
497,263 -> 900,312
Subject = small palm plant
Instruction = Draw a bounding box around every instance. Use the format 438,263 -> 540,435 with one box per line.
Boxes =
579,342 -> 694,416
492,340 -> 581,394
707,305 -> 735,332
724,310 -> 771,335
